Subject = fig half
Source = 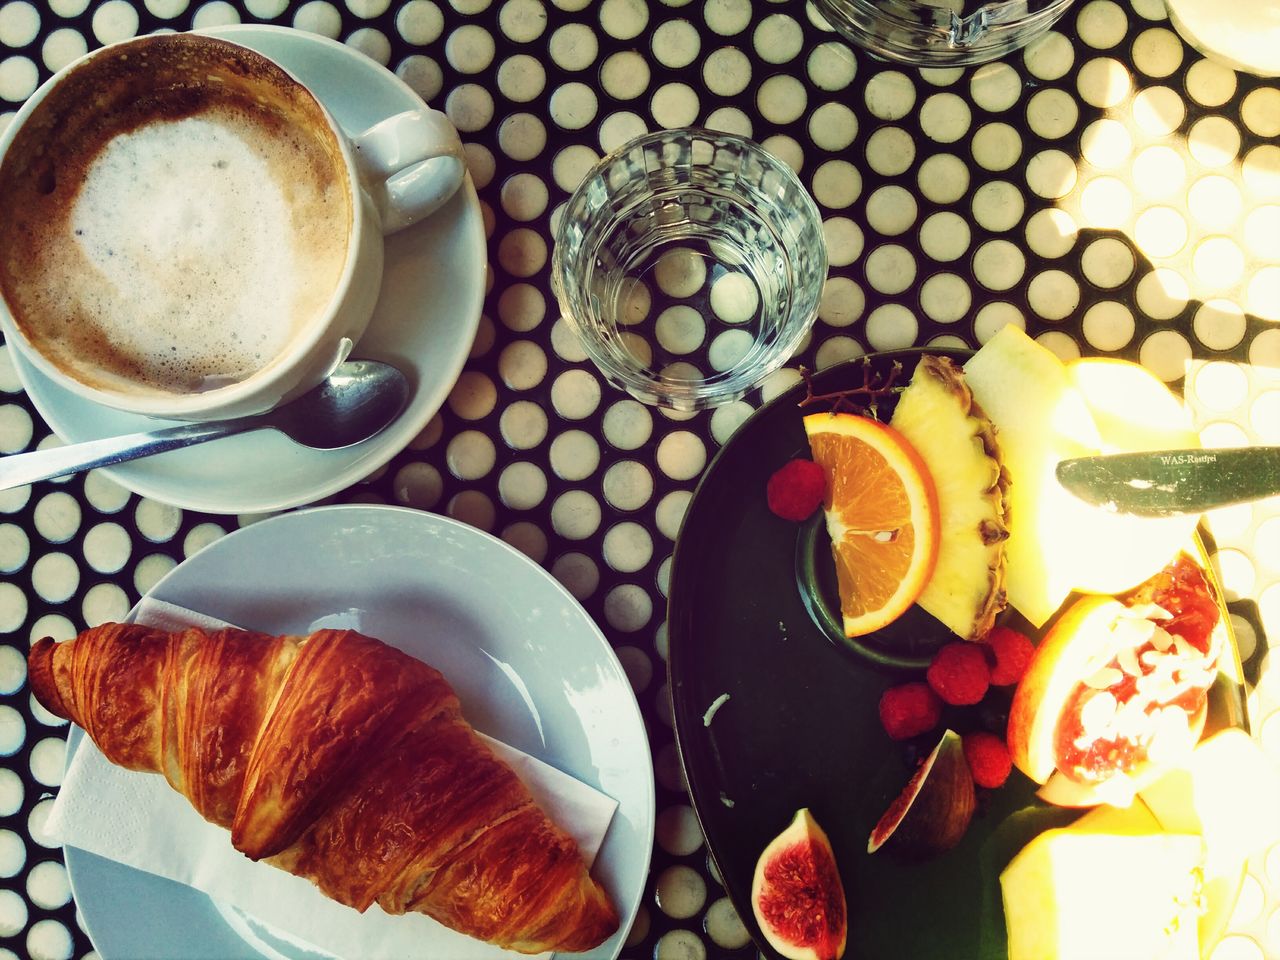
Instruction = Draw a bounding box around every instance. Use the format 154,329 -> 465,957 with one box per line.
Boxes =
867,728 -> 975,857
751,808 -> 848,960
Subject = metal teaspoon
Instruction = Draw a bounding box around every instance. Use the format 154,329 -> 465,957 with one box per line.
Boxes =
0,359 -> 412,491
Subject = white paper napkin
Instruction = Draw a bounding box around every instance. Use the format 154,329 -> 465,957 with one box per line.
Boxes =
46,599 -> 619,960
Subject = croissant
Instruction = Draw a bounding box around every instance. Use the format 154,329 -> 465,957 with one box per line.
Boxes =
28,623 -> 619,954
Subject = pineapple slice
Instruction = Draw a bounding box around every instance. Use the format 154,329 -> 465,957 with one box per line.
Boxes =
889,355 -> 1009,640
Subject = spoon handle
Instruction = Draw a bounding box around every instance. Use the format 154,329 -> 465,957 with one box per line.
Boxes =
0,417 -> 261,491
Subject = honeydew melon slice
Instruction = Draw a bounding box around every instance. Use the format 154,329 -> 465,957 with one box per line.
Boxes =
963,328 -> 1204,625
1000,829 -> 1204,960
962,326 -> 1101,626
1065,358 -> 1200,456
1063,358 -> 1202,596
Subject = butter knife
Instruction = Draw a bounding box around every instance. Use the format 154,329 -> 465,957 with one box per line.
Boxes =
1056,447 -> 1280,517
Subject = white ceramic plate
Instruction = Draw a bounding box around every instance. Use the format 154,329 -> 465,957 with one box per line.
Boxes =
11,26 -> 486,515
63,504 -> 655,960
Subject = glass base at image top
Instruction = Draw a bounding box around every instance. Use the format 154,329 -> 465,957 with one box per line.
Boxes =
812,0 -> 1077,66
551,129 -> 826,412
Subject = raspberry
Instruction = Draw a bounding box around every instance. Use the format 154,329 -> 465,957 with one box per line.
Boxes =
926,642 -> 990,706
963,731 -> 1012,788
984,626 -> 1035,686
766,459 -> 826,521
878,682 -> 942,741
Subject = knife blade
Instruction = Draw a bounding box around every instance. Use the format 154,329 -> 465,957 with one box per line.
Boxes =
1056,446 -> 1280,517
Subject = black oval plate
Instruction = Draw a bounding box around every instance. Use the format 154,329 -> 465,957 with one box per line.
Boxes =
667,349 -> 1247,960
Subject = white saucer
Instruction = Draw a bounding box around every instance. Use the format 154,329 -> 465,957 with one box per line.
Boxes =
10,26 -> 485,515
63,504 -> 655,960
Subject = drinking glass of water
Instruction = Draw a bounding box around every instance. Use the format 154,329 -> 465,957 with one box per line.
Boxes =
550,129 -> 827,412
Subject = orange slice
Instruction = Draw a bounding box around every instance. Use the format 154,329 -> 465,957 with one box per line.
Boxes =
803,412 -> 941,638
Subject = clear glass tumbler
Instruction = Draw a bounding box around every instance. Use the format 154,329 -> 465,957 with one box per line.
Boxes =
550,129 -> 827,412
812,0 -> 1077,67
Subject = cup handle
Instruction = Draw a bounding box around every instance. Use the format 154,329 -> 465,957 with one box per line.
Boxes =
351,108 -> 466,234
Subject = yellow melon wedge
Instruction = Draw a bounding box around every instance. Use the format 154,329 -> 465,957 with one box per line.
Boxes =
963,327 -> 1102,626
1000,829 -> 1204,960
1066,357 -> 1200,455
1064,358 -> 1203,596
1070,797 -> 1162,833
964,329 -> 1209,624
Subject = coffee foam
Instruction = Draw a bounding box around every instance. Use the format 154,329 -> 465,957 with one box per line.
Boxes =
0,35 -> 352,397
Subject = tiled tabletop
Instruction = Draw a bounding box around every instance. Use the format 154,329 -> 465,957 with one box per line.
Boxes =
1,1 -> 1279,958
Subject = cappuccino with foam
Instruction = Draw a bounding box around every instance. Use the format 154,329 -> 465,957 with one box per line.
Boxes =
0,34 -> 353,399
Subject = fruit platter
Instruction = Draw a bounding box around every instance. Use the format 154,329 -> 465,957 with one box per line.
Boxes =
667,327 -> 1276,960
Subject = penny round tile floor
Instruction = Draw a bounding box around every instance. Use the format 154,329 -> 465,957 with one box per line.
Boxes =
3,1 -> 1280,958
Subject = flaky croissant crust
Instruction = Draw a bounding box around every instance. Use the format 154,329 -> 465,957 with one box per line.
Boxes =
29,623 -> 619,954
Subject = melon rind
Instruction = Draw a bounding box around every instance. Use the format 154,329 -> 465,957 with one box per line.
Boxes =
962,326 -> 1102,627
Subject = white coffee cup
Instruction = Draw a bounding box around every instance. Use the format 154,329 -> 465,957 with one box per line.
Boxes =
0,31 -> 465,422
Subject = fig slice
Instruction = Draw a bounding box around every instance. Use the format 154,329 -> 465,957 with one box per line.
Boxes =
751,808 -> 848,960
867,728 -> 975,857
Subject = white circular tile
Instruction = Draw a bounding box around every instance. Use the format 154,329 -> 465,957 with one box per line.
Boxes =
602,522 -> 653,573
969,62 -> 1021,111
1025,149 -> 1077,199
1028,270 -> 1081,321
603,583 -> 653,632
919,273 -> 970,324
26,918 -> 73,960
1185,58 -> 1236,107
1132,26 -> 1183,77
866,303 -> 918,351
1076,56 -> 1131,108
1082,301 -> 1135,352
919,92 -> 971,144
1023,30 -> 1074,80
1188,116 -> 1241,168
806,40 -> 856,91
918,211 -> 971,262
864,70 -> 916,121
1131,85 -> 1185,135
807,101 -> 857,151
651,18 -> 700,69
756,74 -> 806,125
701,46 -> 750,97
1027,88 -> 1079,139
1076,0 -> 1127,48
600,0 -> 647,39
917,153 -> 969,204
1081,237 -> 1135,288
970,122 -> 1022,172
549,430 -> 601,481
1024,207 -> 1078,259
497,0 -> 543,41
866,186 -> 917,236
548,21 -> 597,70
971,180 -> 1024,233
550,551 -> 599,600
973,239 -> 1026,291
753,13 -> 802,64
1243,88 -> 1280,138
864,244 -> 915,295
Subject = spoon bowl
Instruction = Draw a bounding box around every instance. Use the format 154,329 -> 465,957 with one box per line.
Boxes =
262,359 -> 412,449
0,359 -> 412,491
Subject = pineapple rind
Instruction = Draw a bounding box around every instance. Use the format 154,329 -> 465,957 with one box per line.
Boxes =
890,355 -> 1009,640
